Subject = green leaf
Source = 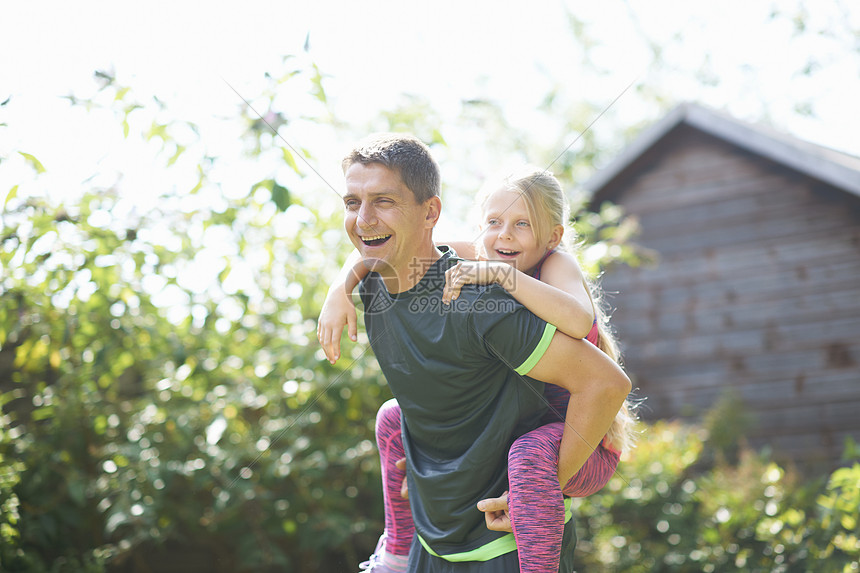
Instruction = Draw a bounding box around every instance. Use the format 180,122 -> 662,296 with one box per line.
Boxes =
271,183 -> 291,212
4,185 -> 18,209
147,121 -> 169,142
167,145 -> 186,167
219,259 -> 232,283
251,178 -> 274,196
310,63 -> 327,104
281,148 -> 301,174
431,129 -> 447,146
189,173 -> 205,194
19,152 -> 46,173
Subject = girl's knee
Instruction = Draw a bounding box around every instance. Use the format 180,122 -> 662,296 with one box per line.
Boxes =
375,398 -> 402,440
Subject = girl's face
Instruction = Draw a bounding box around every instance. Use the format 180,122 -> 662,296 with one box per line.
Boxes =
480,188 -> 551,273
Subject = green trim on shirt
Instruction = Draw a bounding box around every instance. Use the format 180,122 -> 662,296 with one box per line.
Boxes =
514,322 -> 557,375
417,497 -> 573,562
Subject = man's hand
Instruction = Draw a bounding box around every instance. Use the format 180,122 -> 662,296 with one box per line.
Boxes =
395,457 -> 408,499
477,491 -> 512,532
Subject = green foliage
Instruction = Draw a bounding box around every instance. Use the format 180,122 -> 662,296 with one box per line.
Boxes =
700,389 -> 753,465
0,183 -> 391,570
0,451 -> 23,554
0,65 -> 389,572
574,421 -> 860,572
572,200 -> 658,277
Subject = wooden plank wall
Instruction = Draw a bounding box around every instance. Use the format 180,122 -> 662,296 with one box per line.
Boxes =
598,126 -> 860,473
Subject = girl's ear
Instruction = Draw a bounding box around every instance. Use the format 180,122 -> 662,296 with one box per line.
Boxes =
547,224 -> 564,250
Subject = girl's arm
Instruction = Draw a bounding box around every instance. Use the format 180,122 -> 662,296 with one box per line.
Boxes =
317,240 -> 477,364
443,250 -> 595,339
317,250 -> 367,364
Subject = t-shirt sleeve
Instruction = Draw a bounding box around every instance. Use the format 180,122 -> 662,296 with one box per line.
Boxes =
468,285 -> 557,375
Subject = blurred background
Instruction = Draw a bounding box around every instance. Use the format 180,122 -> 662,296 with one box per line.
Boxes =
1,1 -> 858,571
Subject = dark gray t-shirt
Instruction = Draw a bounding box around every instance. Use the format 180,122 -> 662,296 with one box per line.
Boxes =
360,247 -> 558,558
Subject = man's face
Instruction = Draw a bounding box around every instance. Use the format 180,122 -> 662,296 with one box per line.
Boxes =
343,162 -> 431,282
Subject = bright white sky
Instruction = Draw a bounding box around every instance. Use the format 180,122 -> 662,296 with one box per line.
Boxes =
1,1 -> 858,322
2,0 -> 859,208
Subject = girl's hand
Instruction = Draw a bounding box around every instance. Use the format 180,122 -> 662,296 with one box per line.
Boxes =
442,260 -> 515,303
316,285 -> 358,364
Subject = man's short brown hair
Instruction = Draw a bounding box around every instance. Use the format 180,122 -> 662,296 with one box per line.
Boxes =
342,133 -> 440,203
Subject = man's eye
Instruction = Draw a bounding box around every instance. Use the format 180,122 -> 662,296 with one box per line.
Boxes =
344,200 -> 359,209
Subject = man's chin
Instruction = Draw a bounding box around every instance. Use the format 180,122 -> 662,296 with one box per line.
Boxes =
360,257 -> 395,275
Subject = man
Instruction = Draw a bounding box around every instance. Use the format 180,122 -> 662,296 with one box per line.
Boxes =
341,133 -> 630,572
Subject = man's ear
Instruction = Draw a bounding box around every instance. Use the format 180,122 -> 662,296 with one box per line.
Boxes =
547,224 -> 564,250
424,196 -> 442,229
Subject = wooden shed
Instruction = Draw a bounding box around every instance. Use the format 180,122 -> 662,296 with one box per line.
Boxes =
585,103 -> 860,473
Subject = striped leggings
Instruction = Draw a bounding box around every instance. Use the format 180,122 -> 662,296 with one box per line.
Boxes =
375,395 -> 620,572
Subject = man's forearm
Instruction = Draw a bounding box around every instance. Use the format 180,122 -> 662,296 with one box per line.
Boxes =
523,330 -> 631,487
556,383 -> 626,487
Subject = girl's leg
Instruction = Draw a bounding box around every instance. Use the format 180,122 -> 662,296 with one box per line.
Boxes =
507,423 -> 566,573
537,383 -> 622,496
374,399 -> 414,557
507,423 -> 621,573
561,436 -> 620,498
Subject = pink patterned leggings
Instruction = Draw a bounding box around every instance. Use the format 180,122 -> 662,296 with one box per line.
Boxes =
374,398 -> 620,572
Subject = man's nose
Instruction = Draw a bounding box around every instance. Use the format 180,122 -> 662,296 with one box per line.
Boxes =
357,203 -> 376,228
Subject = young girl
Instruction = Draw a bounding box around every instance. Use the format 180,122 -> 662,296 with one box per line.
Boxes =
318,167 -> 636,573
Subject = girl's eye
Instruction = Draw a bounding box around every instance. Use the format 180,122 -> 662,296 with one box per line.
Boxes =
516,221 -> 530,227
486,219 -> 500,227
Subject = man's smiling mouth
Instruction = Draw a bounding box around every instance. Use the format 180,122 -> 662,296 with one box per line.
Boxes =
361,234 -> 392,246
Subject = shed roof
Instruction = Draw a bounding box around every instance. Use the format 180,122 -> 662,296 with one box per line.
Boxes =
584,102 -> 860,199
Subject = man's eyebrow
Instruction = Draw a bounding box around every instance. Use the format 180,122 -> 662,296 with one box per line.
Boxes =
343,190 -> 399,201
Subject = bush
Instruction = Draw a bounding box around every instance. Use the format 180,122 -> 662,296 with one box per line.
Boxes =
0,65 -> 392,572
573,420 -> 860,572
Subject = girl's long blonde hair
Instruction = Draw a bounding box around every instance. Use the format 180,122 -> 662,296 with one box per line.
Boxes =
479,166 -> 638,453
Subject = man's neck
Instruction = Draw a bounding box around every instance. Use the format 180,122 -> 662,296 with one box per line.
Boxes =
384,243 -> 444,294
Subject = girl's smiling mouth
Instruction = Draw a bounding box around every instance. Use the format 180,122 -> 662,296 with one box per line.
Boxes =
496,248 -> 520,258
